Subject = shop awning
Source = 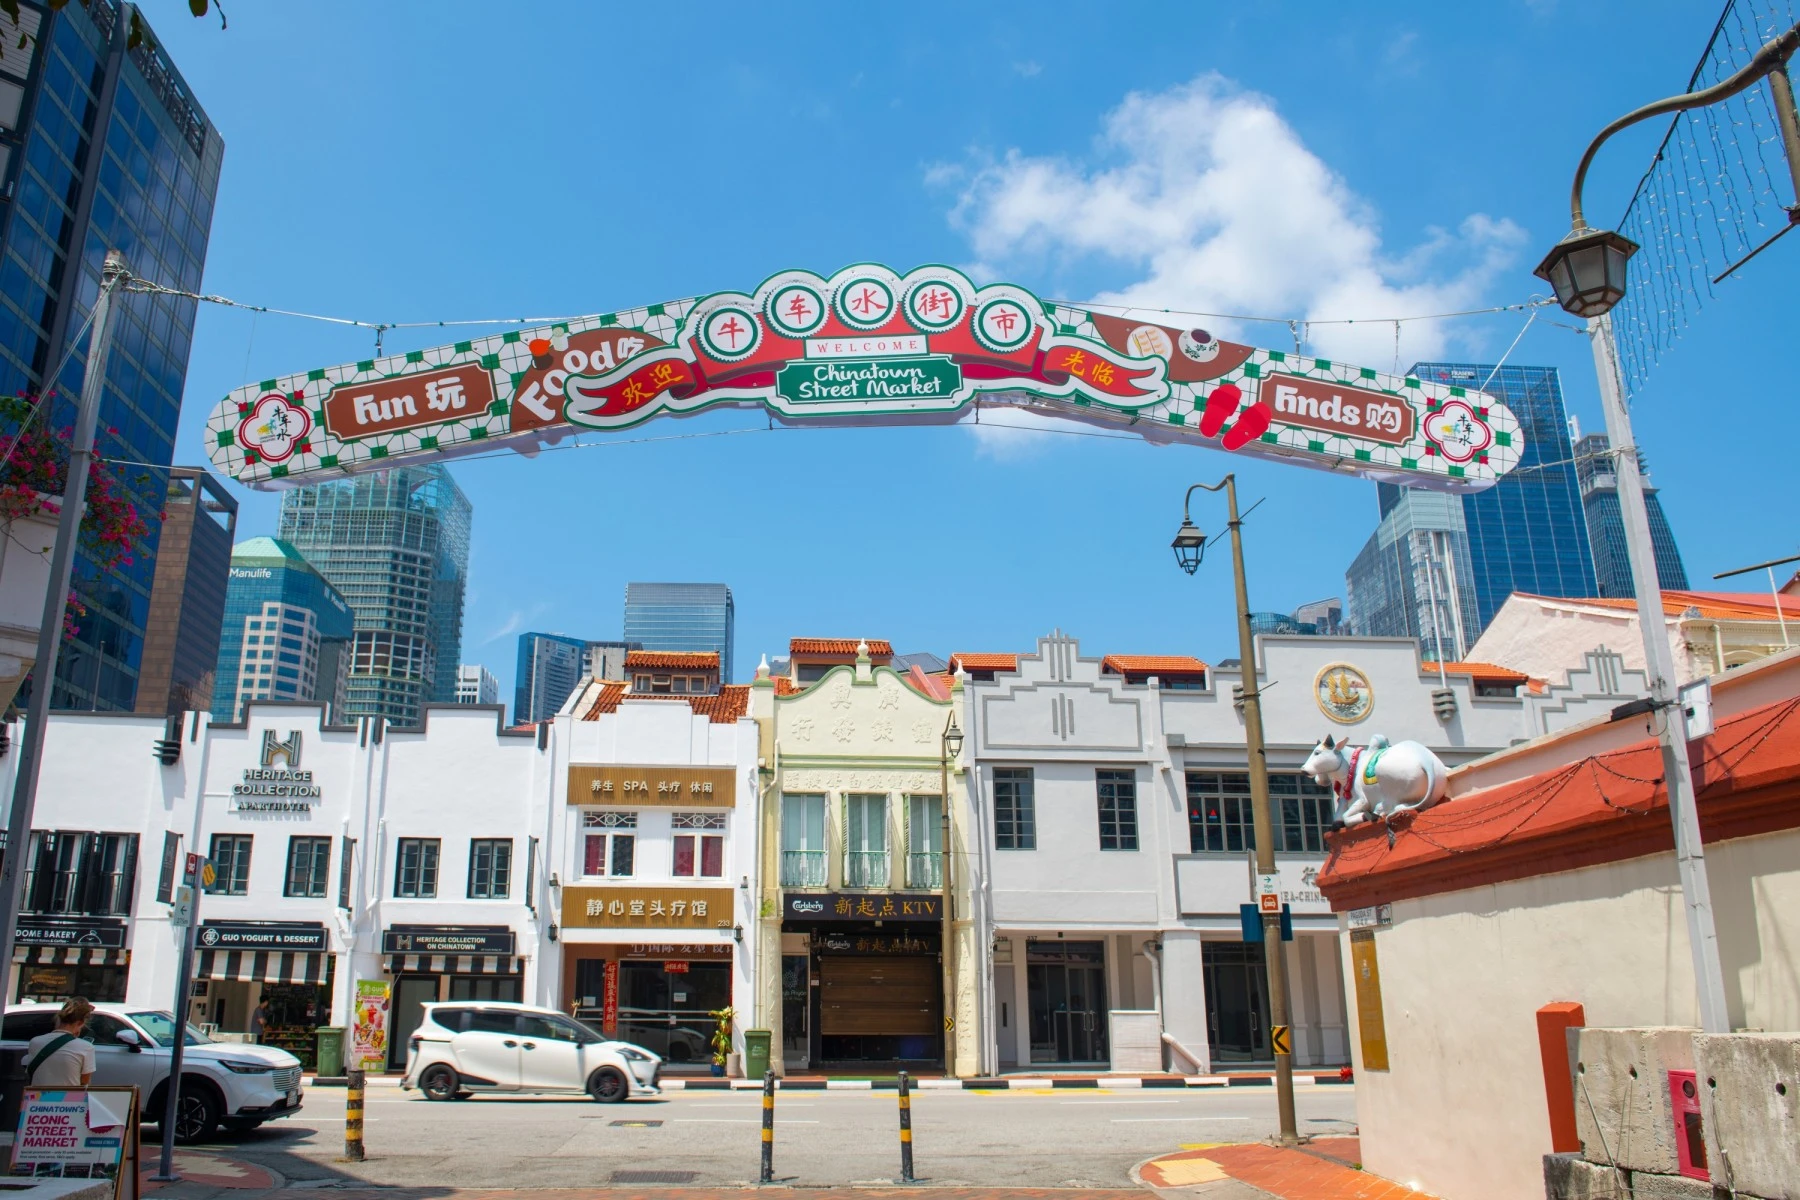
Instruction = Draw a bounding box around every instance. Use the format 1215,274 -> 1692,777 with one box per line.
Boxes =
12,946 -> 130,966
198,948 -> 332,984
385,954 -> 522,976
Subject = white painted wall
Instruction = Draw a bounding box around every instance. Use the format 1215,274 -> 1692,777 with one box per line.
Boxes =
1341,827 -> 1800,1200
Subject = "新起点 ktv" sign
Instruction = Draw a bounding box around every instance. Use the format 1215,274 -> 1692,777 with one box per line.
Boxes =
206,265 -> 1521,492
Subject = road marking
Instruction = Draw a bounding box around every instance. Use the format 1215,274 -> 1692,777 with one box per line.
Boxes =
1111,1117 -> 1253,1123
672,1119 -> 821,1124
1061,1099 -> 1179,1105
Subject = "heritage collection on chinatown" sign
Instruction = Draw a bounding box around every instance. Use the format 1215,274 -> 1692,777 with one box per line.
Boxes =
207,265 -> 1522,495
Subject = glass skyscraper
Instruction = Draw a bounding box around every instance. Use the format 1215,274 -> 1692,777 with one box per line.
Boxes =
1404,363 -> 1598,634
1345,487 -> 1480,661
623,582 -> 735,681
210,537 -> 354,722
1573,431 -> 1688,599
0,0 -> 223,709
514,632 -> 588,726
276,466 -> 471,726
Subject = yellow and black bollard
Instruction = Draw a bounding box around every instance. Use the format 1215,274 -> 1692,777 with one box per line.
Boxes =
343,1068 -> 366,1162
759,1069 -> 774,1183
897,1069 -> 915,1182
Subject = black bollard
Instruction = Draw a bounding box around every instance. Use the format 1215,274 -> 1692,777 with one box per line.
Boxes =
760,1069 -> 774,1184
897,1069 -> 915,1182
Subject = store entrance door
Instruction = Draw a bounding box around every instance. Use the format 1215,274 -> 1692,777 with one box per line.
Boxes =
389,977 -> 439,1070
1203,940 -> 1270,1062
617,961 -> 731,1065
780,955 -> 809,1069
1026,941 -> 1108,1064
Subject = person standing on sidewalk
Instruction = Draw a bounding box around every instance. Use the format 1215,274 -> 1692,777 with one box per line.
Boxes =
250,1000 -> 270,1044
25,997 -> 96,1087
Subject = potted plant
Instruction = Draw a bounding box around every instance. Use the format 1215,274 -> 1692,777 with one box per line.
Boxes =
0,391 -> 152,712
708,1006 -> 735,1077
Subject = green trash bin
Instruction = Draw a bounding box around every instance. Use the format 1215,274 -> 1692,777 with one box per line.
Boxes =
742,1029 -> 772,1081
315,1026 -> 346,1078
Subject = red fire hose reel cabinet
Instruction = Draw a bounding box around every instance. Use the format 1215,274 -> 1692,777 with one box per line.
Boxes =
1667,1069 -> 1708,1181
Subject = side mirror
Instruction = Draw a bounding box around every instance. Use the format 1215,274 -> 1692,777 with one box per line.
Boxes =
116,1029 -> 142,1052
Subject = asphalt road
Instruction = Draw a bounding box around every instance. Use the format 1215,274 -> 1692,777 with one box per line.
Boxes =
208,1079 -> 1359,1189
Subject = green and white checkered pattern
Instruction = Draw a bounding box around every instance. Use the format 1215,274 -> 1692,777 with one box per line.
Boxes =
205,280 -> 1519,492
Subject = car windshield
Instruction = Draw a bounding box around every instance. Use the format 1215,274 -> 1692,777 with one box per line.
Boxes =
127,1011 -> 213,1047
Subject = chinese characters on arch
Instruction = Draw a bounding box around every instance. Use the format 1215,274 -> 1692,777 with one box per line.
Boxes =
208,265 -> 1523,494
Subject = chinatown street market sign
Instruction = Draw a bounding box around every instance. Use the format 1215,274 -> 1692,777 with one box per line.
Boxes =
205,265 -> 1522,491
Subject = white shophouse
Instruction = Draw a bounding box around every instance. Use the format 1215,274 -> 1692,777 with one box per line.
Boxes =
962,631 -> 1628,1076
4,701 -> 549,1072
547,668 -> 760,1070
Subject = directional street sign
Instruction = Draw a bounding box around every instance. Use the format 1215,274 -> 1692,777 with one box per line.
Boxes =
944,1016 -> 955,1033
1271,1025 -> 1292,1056
171,885 -> 194,929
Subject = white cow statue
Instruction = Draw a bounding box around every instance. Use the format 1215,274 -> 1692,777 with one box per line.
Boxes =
1302,734 -> 1449,828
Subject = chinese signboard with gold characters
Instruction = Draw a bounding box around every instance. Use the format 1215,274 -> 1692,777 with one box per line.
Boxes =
568,765 -> 736,807
562,886 -> 733,929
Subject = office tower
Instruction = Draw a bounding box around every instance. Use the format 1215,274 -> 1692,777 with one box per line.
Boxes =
623,582 -> 735,681
1572,430 -> 1688,598
455,664 -> 498,706
1291,598 -> 1345,636
0,0 -> 223,708
585,639 -> 636,683
1403,364 -> 1597,633
211,537 -> 354,721
1345,489 -> 1479,662
135,467 -> 235,714
514,632 -> 587,726
276,465 -> 471,726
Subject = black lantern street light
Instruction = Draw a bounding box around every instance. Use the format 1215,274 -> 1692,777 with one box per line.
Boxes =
1170,514 -> 1207,576
1534,21 -> 1800,1038
1170,476 -> 1298,1146
1535,21 -> 1800,318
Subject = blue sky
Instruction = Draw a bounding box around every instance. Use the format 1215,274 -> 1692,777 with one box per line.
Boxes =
152,1 -> 1796,697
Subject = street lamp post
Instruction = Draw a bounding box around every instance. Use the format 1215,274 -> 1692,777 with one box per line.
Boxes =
1172,477 -> 1298,1146
939,711 -> 963,1076
1532,24 -> 1800,1036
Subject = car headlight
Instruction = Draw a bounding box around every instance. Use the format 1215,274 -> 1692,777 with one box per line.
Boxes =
219,1059 -> 277,1074
616,1047 -> 652,1063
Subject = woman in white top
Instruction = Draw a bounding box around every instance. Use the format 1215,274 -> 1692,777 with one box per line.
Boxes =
25,997 -> 97,1088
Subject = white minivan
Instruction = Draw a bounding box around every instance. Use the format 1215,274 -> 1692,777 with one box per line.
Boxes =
401,1001 -> 661,1102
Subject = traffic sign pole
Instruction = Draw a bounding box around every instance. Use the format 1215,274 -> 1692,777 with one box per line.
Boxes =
152,856 -> 207,1181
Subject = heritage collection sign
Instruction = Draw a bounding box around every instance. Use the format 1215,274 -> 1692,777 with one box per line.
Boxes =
567,764 -> 736,807
206,265 -> 1522,495
232,730 -> 320,813
561,886 -> 733,929
381,926 -> 515,955
785,892 -> 942,922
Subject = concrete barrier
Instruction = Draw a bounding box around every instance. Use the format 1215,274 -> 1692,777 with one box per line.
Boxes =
1568,1026 -> 1695,1176
1692,1031 -> 1798,1199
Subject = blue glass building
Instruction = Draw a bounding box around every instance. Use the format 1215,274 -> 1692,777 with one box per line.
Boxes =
623,582 -> 735,682
0,0 -> 223,709
1401,363 -> 1598,634
277,466 -> 471,726
514,632 -> 588,726
210,537 -> 354,722
1573,431 -> 1688,598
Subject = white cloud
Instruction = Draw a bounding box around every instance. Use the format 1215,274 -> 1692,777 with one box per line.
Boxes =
1012,60 -> 1042,78
481,603 -> 547,645
942,73 -> 1526,370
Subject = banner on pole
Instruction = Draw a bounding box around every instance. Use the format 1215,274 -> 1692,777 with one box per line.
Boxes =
351,980 -> 391,1073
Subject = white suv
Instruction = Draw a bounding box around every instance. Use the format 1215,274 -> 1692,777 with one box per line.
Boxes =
401,1001 -> 661,1102
3,1003 -> 304,1143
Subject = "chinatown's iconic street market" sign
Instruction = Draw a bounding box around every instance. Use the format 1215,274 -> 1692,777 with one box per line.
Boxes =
206,265 -> 1522,492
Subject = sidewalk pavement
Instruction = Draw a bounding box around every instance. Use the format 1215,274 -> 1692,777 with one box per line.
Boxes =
1137,1138 -> 1439,1199
307,1071 -> 1354,1092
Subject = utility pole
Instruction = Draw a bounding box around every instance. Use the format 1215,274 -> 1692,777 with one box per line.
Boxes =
0,251 -> 129,982
1589,313 -> 1730,1033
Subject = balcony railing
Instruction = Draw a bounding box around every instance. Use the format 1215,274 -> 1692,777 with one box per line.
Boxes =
906,852 -> 942,890
780,850 -> 827,888
844,851 -> 889,889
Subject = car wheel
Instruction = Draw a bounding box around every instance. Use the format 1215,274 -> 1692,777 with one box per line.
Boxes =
587,1067 -> 629,1103
420,1065 -> 460,1101
173,1084 -> 221,1144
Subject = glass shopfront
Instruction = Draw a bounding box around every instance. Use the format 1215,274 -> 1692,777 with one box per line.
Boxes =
567,943 -> 735,1066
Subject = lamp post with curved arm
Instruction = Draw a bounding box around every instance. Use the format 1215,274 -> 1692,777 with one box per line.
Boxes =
1171,475 -> 1297,1146
1530,24 -> 1800,1036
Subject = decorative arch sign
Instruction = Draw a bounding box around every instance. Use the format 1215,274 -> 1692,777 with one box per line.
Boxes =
205,264 -> 1522,491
